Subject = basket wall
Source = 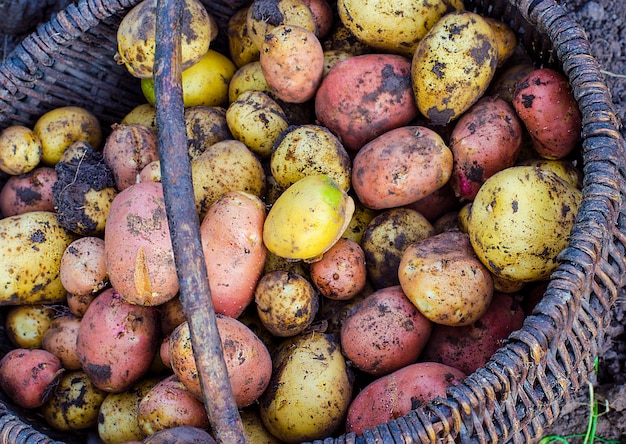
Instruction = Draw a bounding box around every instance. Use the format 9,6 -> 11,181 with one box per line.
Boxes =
0,0 -> 624,443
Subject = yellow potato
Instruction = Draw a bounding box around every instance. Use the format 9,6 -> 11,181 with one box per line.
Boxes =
484,17 -> 517,67
227,6 -> 261,68
121,103 -> 157,130
0,125 -> 42,175
228,61 -> 271,103
412,11 -> 498,125
185,106 -> 232,160
5,305 -> 56,349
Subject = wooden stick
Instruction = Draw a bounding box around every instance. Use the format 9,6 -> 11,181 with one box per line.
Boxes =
153,0 -> 246,442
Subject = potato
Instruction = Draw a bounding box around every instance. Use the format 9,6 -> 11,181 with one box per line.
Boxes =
103,123 -> 159,191
254,270 -> 319,337
0,125 -> 42,175
5,304 -> 56,349
241,408 -> 283,444
449,96 -> 523,201
518,158 -> 583,189
159,296 -> 186,337
105,181 -> 179,306
0,348 -> 64,409
259,332 -> 352,442
227,6 -> 261,68
361,208 -> 435,289
309,238 -> 366,300
60,236 -> 108,297
302,0 -> 334,39
143,426 -> 216,444
97,376 -> 160,444
512,68 -> 582,159
191,139 -> 266,219
433,210 -> 461,233
169,316 -> 272,407
42,370 -> 108,431
228,61 -> 271,103
200,191 -> 267,318
341,286 -> 432,375
315,53 -> 418,151
76,288 -> 159,393
115,0 -> 212,78
405,183 -> 460,223
121,103 -> 157,130
260,24 -> 324,103
138,160 -> 162,183
185,106 -> 232,160
484,17 -> 517,67
421,292 -> 525,374
345,361 -> 466,435
341,198 -> 378,244
322,49 -> 351,76
0,211 -> 76,305
322,21 -> 372,56
0,166 -> 57,216
488,63 -> 535,103
33,106 -> 102,166
412,11 -> 498,125
66,292 -> 97,318
352,126 -> 453,209
337,0 -> 463,56
226,90 -> 289,158
270,124 -> 351,192
467,165 -> 581,282
263,250 -> 310,277
42,314 -> 82,371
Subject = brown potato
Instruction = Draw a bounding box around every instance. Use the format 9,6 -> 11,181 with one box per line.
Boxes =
185,106 -> 232,160
66,292 -> 97,318
405,182 -> 461,223
309,238 -> 367,300
42,314 -> 82,371
60,236 -> 108,297
0,166 -> 57,216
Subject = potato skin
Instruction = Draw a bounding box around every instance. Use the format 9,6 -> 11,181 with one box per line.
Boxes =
42,314 -> 82,371
310,238 -> 367,300
315,53 -> 418,151
341,286 -> 432,375
0,167 -> 57,216
352,126 -> 453,209
60,236 -> 108,297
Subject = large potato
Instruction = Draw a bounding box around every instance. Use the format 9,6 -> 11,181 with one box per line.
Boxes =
0,211 -> 76,305
467,165 -> 581,282
412,11 -> 498,125
352,126 -> 453,209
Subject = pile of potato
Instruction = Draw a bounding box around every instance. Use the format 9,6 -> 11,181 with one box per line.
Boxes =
0,0 -> 585,442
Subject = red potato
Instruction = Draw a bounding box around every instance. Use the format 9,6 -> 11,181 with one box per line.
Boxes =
260,24 -> 324,103
404,182 -> 461,222
42,314 -> 82,370
105,181 -> 179,306
159,296 -> 186,336
449,96 -> 523,201
66,292 -> 97,317
59,236 -> 108,297
309,238 -> 367,300
0,348 -> 64,409
200,191 -> 267,318
420,292 -> 525,374
315,53 -> 418,151
0,166 -> 57,216
352,126 -> 453,209
345,361 -> 466,435
512,67 -> 582,159
302,0 -> 334,39
341,286 -> 432,376
76,288 -> 160,393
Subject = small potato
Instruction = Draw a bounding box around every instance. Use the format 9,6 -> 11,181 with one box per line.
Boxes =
33,106 -> 102,166
226,90 -> 289,158
488,63 -> 535,103
341,199 -> 378,244
241,408 -> 283,444
0,166 -> 57,216
139,160 -> 162,183
121,103 -> 157,130
352,126 -> 453,209
345,362 -> 466,435
185,106 -> 232,159
405,183 -> 460,223
41,314 -> 82,371
484,17 -> 517,67
143,426 -> 216,444
227,6 -> 261,68
66,292 -> 97,318
512,68 -> 582,159
412,11 -> 498,125
0,348 -> 64,409
200,191 -> 267,318
322,49 -> 351,76
228,61 -> 271,103
270,124 -> 351,192
361,208 -> 435,289
255,270 -> 319,337
60,236 -> 108,297
0,125 -> 42,175
302,0 -> 334,39
103,123 -> 159,191
322,22 -> 372,56
309,238 -> 366,300
260,24 -> 324,103
315,53 -> 418,151
5,305 -> 56,349
341,286 -> 432,375
159,296 -> 186,337
398,230 -> 494,326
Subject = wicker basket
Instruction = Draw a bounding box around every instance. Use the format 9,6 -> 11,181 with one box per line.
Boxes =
1,0 -> 625,442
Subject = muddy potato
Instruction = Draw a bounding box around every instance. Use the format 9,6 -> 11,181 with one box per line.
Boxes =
5,305 -> 56,349
143,426 -> 216,444
270,124 -> 351,192
322,49 -> 351,76
228,6 -> 261,68
309,238 -> 366,300
241,408 -> 283,443
337,0 -> 463,57
341,286 -> 432,375
468,165 -> 581,282
115,0 -> 212,78
322,21 -> 372,56
66,292 -> 97,318
488,63 -> 535,103
159,296 -> 186,337
518,158 -> 583,189
0,166 -> 57,216
405,182 -> 460,223
0,125 -> 42,175
0,348 -> 64,409
42,314 -> 82,371
261,24 -> 324,103
255,270 -> 319,337
226,90 -> 289,158
412,11 -> 498,125
302,0 -> 334,39
259,332 -> 352,443
433,210 -> 461,233
60,236 -> 108,297
484,17 -> 517,67
121,103 -> 157,130
228,61 -> 271,103
341,198 -> 378,244
361,208 -> 435,289
399,230 -> 494,326
191,139 -> 266,219
42,370 -> 108,431
0,211 -> 76,305
185,106 -> 232,159
352,126 -> 453,209
34,106 -> 102,166
263,250 -> 310,277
